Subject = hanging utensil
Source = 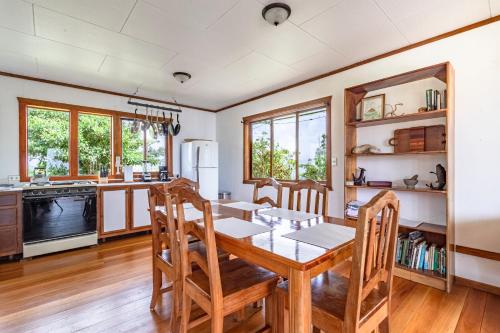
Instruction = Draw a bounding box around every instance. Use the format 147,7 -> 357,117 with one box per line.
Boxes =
152,110 -> 159,139
131,109 -> 140,133
168,112 -> 175,136
161,112 -> 169,135
156,110 -> 163,137
142,107 -> 151,131
173,113 -> 181,136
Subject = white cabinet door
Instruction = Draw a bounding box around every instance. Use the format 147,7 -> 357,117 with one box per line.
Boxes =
132,188 -> 151,228
102,189 -> 127,233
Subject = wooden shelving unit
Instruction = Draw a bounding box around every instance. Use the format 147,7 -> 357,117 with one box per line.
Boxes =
343,62 -> 455,292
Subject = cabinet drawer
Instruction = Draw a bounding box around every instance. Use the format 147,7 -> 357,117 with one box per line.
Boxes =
0,194 -> 17,207
0,208 -> 17,226
0,226 -> 19,255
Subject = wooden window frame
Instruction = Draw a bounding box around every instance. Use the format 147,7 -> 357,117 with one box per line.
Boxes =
242,96 -> 332,189
18,97 -> 173,182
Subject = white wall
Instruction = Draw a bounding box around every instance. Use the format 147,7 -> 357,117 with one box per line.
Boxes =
216,22 -> 500,286
0,76 -> 216,182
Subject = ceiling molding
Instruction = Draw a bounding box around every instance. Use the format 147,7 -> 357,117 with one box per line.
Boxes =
0,70 -> 215,112
215,15 -> 500,112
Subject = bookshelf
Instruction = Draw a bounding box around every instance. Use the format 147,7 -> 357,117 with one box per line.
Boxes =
344,62 -> 454,292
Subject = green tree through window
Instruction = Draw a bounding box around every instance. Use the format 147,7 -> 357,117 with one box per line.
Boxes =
27,107 -> 70,176
250,108 -> 327,181
78,113 -> 112,175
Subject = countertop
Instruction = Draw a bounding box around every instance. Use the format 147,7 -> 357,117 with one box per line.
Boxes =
0,180 -> 171,192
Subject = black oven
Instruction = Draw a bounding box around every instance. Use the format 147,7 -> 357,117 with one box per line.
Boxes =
23,186 -> 97,244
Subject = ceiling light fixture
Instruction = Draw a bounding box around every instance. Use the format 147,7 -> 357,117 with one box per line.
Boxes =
173,72 -> 191,84
262,3 -> 291,27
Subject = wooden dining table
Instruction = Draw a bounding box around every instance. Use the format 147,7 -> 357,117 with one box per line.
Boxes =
159,200 -> 355,333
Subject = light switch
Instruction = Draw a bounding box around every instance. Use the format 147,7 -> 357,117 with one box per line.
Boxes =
332,157 -> 337,167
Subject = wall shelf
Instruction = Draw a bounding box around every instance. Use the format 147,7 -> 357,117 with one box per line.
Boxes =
347,109 -> 446,128
346,150 -> 446,157
345,184 -> 446,195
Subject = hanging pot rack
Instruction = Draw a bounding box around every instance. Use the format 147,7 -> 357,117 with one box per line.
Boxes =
127,99 -> 182,113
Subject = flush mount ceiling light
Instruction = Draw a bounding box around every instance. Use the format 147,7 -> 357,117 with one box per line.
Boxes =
173,72 -> 191,84
262,3 -> 291,26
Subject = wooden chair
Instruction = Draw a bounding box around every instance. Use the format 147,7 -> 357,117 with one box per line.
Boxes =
164,177 -> 199,192
288,179 -> 329,216
252,178 -> 283,208
148,186 -> 228,318
276,190 -> 400,333
167,185 -> 279,333
148,187 -> 182,329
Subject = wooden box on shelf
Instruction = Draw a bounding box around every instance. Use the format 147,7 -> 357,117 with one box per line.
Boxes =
343,62 -> 455,292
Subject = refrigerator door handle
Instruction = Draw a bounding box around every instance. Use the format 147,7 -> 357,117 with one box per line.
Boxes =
195,146 -> 200,183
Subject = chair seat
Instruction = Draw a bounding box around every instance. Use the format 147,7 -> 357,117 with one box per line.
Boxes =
160,240 -> 228,265
277,270 -> 387,321
189,258 -> 279,298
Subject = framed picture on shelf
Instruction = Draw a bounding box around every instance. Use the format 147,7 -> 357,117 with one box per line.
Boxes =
361,94 -> 385,121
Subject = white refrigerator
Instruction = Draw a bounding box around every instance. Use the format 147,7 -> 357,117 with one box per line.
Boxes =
181,141 -> 218,200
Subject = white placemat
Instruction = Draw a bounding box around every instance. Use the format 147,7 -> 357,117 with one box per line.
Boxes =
221,201 -> 269,211
202,217 -> 272,238
282,223 -> 355,249
259,208 -> 320,221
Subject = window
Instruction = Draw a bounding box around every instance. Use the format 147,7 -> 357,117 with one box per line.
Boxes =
121,120 -> 167,172
27,107 -> 70,177
78,113 -> 112,175
243,97 -> 331,186
19,98 -> 173,181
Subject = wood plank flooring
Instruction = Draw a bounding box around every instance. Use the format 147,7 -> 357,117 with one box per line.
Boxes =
0,235 -> 498,333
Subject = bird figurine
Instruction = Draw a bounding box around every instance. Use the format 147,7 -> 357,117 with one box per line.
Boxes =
352,167 -> 366,186
427,164 -> 446,190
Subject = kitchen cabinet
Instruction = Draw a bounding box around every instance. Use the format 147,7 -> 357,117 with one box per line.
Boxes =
131,186 -> 151,229
99,186 -> 129,236
0,191 -> 22,257
97,184 -> 155,239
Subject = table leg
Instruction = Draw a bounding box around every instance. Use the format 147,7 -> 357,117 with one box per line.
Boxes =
288,268 -> 312,333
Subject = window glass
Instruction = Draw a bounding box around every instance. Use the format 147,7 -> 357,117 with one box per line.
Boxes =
247,106 -> 328,182
78,113 -> 112,175
146,126 -> 166,169
121,119 -> 145,172
272,114 -> 296,180
27,107 -> 70,177
298,109 -> 327,181
251,120 -> 271,178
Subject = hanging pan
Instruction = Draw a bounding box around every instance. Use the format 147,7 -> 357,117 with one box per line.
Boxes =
173,113 -> 181,136
142,107 -> 151,131
156,110 -> 163,136
131,108 -> 140,133
161,112 -> 169,135
168,112 -> 175,136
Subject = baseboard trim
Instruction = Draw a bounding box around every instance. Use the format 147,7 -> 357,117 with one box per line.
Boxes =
454,276 -> 500,296
452,244 -> 500,261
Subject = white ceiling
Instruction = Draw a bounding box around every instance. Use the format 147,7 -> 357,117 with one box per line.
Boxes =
0,0 -> 496,110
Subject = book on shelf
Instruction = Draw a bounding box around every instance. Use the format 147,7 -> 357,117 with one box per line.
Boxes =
396,231 -> 446,275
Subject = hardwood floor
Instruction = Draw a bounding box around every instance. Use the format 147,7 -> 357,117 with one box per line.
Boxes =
0,235 -> 498,333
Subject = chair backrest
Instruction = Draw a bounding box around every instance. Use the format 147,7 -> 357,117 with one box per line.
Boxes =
287,179 -> 329,216
164,177 -> 199,192
148,186 -> 179,267
167,185 -> 223,305
252,178 -> 283,208
344,190 -> 400,331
